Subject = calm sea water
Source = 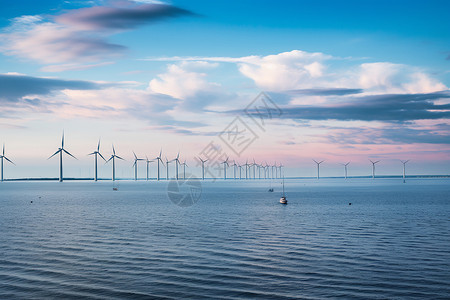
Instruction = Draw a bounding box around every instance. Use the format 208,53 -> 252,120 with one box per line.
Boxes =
0,178 -> 449,299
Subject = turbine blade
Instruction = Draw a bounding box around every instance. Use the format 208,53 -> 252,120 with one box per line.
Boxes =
98,152 -> 106,161
105,156 -> 113,164
97,139 -> 101,152
48,149 -> 61,160
4,156 -> 15,165
116,155 -> 124,160
2,144 -> 4,156
112,144 -> 116,155
88,152 -> 96,156
63,149 -> 77,160
61,131 -> 64,148
133,151 -> 137,160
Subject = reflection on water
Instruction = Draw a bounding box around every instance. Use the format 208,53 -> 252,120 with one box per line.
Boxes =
0,179 -> 449,299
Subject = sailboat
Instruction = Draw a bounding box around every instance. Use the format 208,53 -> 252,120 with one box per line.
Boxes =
280,177 -> 287,204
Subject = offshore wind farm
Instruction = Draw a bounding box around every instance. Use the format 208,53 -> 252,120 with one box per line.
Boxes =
1,1 -> 450,299
0,132 -> 445,182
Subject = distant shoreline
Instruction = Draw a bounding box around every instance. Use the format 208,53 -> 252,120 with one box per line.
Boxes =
2,175 -> 449,182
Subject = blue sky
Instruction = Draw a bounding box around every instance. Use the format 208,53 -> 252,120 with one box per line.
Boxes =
0,0 -> 449,179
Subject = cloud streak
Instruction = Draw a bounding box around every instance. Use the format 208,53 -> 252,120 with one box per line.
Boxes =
0,73 -> 101,102
243,91 -> 450,122
0,2 -> 193,66
55,3 -> 193,30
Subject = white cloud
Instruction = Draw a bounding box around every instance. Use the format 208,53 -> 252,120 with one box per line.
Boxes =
148,61 -> 220,99
144,51 -> 447,95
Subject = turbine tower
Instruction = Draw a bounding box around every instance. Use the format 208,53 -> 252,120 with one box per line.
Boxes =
106,144 -> 124,181
154,149 -> 164,181
341,162 -> 350,179
221,157 -> 229,180
132,151 -> 144,181
244,160 -> 250,179
145,156 -> 154,181
88,139 -> 106,181
252,159 -> 257,180
0,144 -> 15,182
198,157 -> 208,180
181,160 -> 188,179
231,160 -> 237,180
48,132 -> 77,182
369,159 -> 380,179
313,159 -> 324,179
401,160 -> 409,183
165,156 -> 170,180
172,152 -> 181,180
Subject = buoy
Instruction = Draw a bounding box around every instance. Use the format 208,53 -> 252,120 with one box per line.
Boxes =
349,203 -> 352,205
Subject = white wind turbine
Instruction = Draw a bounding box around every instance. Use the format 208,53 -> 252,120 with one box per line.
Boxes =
313,159 -> 324,180
278,163 -> 283,179
145,156 -> 154,181
88,139 -> 106,181
48,132 -> 77,182
252,159 -> 257,180
198,157 -> 208,180
401,160 -> 409,183
274,161 -> 278,179
105,144 -> 124,181
221,157 -> 229,180
181,160 -> 188,179
341,162 -> 350,179
238,163 -> 243,180
154,149 -> 164,181
0,144 -> 15,182
369,159 -> 380,179
231,160 -> 237,180
165,156 -> 171,180
244,160 -> 250,179
171,152 -> 181,180
132,151 -> 144,181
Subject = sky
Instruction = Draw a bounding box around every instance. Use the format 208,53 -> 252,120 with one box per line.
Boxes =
0,0 -> 449,179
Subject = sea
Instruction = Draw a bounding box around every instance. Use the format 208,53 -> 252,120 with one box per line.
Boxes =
0,178 -> 449,299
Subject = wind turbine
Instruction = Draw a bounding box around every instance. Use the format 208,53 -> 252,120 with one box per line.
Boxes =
48,132 -> 77,182
313,159 -> 324,179
401,160 -> 409,183
105,144 -> 124,181
221,157 -> 229,180
341,162 -> 350,179
252,159 -> 257,180
369,159 -> 380,179
231,160 -> 237,180
145,156 -> 154,181
132,151 -> 144,181
172,152 -> 181,180
244,160 -> 250,179
88,139 -> 105,181
238,163 -> 242,179
0,144 -> 15,182
198,157 -> 208,180
181,160 -> 188,179
154,149 -> 164,181
278,163 -> 283,179
165,156 -> 171,180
